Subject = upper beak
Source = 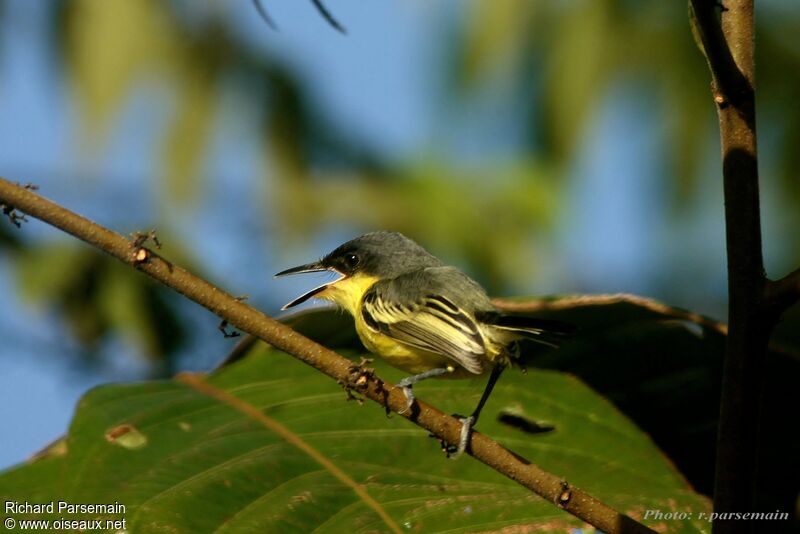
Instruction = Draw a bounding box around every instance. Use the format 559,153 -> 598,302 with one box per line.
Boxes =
274,261 -> 328,277
274,261 -> 343,310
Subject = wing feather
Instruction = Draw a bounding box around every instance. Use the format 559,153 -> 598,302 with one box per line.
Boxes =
361,289 -> 486,374
475,311 -> 576,348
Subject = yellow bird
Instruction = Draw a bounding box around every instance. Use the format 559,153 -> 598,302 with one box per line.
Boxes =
277,231 -> 573,454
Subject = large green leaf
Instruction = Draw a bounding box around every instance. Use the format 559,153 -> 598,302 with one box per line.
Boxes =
262,297 -> 799,515
0,309 -> 710,533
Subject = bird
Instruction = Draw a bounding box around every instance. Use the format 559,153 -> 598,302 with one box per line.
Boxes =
276,231 -> 573,455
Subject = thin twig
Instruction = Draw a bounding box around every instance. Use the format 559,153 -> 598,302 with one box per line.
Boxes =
252,0 -> 278,30
0,177 -> 655,534
311,0 -> 346,33
251,0 -> 346,33
764,267 -> 800,318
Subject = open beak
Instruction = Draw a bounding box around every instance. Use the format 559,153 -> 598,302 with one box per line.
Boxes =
274,261 -> 344,310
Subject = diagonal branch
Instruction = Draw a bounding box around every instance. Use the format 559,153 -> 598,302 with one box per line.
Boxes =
0,177 -> 656,534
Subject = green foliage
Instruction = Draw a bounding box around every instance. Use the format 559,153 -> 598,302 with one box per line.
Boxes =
0,320 -> 710,533
456,0 -> 800,206
13,243 -> 185,364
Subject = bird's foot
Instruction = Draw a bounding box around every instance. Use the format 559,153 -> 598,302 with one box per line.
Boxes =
394,367 -> 451,415
458,415 -> 476,455
443,414 -> 475,459
395,381 -> 416,415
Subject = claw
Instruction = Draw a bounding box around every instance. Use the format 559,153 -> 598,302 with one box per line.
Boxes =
397,385 -> 415,415
394,367 -> 451,416
450,414 -> 475,459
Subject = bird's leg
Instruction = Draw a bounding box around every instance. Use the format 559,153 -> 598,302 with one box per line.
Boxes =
453,364 -> 506,457
396,367 -> 452,414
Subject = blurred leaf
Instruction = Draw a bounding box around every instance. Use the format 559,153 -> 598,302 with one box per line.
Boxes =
0,332 -> 709,532
270,160 -> 562,293
15,244 -> 108,344
160,66 -> 217,206
13,243 -> 185,365
459,0 -> 534,87
62,0 -> 178,148
0,218 -> 22,251
538,0 -> 616,162
58,1 -> 248,205
264,65 -> 311,183
49,0 -> 800,221
160,15 -> 241,206
455,0 -> 800,209
760,19 -> 800,210
96,258 -> 185,361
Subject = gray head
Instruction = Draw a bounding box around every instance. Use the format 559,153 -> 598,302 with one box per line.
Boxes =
275,231 -> 442,308
322,231 -> 442,277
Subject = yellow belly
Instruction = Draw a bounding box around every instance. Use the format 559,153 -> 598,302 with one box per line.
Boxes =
353,319 -> 479,377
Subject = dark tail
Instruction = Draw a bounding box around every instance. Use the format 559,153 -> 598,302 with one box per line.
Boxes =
477,311 -> 576,348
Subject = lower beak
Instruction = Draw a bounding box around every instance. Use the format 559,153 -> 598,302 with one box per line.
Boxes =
275,261 -> 343,310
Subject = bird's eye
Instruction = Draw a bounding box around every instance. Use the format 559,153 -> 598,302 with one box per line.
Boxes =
343,253 -> 360,269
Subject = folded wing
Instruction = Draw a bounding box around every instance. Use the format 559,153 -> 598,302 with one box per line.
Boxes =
361,287 -> 486,374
